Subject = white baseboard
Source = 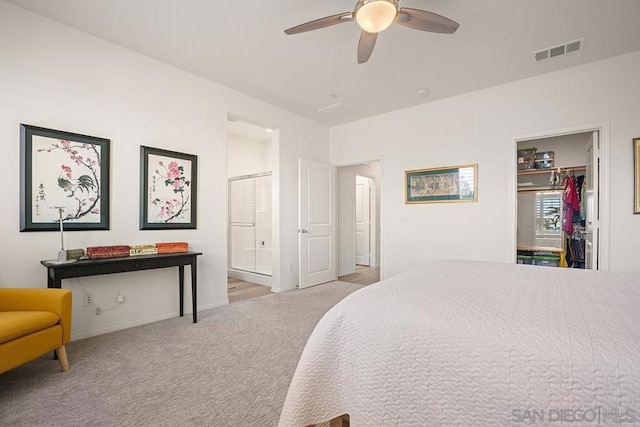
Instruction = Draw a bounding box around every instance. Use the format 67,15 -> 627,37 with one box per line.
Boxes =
70,299 -> 228,341
228,269 -> 273,287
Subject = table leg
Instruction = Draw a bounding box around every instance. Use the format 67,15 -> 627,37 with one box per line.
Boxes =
191,257 -> 197,323
49,269 -> 59,359
179,265 -> 185,317
47,270 -> 62,289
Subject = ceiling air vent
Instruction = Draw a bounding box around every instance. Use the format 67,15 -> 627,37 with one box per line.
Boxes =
533,38 -> 584,62
317,103 -> 355,120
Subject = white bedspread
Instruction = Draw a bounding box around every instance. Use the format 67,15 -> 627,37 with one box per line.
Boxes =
279,260 -> 640,426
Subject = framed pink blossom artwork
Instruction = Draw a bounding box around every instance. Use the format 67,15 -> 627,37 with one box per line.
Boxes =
140,146 -> 197,229
20,124 -> 110,231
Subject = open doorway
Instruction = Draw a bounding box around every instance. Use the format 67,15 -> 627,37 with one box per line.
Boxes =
337,161 -> 382,285
226,116 -> 277,303
515,128 -> 607,270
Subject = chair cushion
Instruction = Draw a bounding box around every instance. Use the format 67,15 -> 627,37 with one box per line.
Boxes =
0,311 -> 60,345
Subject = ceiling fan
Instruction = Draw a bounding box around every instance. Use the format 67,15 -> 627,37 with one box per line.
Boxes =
284,0 -> 459,64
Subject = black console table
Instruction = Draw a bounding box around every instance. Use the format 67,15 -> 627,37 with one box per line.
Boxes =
41,251 -> 202,323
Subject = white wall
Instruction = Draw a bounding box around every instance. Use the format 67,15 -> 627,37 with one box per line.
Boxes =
227,133 -> 272,178
337,162 -> 381,275
0,1 -> 328,339
331,50 -> 640,277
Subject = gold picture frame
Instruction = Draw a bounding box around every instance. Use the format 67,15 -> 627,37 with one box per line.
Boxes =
405,163 -> 477,204
635,138 -> 640,214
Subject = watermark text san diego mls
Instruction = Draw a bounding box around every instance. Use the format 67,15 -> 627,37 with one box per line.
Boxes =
511,407 -> 636,424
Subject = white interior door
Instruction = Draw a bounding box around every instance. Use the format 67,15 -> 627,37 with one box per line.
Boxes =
355,175 -> 371,266
298,159 -> 336,288
585,131 -> 600,270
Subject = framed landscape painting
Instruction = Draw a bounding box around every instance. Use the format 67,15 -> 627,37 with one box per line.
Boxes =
20,124 -> 110,231
635,138 -> 640,214
405,163 -> 477,204
140,146 -> 197,230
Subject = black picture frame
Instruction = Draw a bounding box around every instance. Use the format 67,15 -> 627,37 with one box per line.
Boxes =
140,146 -> 197,230
20,124 -> 110,231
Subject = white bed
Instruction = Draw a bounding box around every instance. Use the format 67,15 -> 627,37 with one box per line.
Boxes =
279,260 -> 640,426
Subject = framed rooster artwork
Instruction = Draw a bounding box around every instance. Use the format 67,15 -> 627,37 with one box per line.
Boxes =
20,124 -> 110,231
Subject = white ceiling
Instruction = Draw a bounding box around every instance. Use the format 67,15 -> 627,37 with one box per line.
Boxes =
6,0 -> 640,126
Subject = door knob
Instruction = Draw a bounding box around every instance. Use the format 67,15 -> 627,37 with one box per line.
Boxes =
298,229 -> 308,234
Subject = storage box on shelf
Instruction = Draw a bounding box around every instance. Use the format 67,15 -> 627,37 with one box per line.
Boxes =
517,247 -> 562,268
532,253 -> 560,267
534,151 -> 554,169
517,148 -> 536,171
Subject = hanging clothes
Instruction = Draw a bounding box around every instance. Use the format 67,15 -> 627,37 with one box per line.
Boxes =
575,175 -> 585,202
579,175 -> 587,221
562,175 -> 580,234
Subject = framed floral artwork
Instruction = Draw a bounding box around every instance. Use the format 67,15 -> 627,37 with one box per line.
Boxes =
140,146 -> 197,229
20,124 -> 110,231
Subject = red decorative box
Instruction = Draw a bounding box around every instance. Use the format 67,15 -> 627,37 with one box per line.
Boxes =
156,242 -> 189,254
87,245 -> 131,259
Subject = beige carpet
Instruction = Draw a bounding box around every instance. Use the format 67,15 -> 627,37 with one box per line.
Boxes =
0,281 -> 363,427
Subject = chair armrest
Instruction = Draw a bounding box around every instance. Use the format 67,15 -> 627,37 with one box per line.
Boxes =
0,288 -> 72,343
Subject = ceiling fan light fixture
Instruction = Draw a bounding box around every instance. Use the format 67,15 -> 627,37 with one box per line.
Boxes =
355,0 -> 398,33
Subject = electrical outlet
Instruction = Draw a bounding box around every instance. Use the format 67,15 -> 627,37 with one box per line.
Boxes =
115,289 -> 125,304
83,292 -> 94,307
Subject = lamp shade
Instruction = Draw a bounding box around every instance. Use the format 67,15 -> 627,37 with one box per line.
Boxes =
355,0 -> 398,33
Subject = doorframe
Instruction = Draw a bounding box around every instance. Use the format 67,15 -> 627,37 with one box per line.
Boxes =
225,114 -> 281,294
334,158 -> 384,280
510,122 -> 610,270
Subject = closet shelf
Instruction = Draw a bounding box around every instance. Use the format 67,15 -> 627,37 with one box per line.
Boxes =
517,165 -> 586,176
517,186 -> 562,193
517,245 -> 564,253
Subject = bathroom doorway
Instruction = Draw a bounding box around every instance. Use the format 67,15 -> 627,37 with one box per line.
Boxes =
227,116 -> 277,301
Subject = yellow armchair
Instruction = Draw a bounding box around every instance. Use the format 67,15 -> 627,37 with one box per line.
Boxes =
0,288 -> 72,374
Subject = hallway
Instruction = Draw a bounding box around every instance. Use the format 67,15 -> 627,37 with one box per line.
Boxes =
338,265 -> 380,286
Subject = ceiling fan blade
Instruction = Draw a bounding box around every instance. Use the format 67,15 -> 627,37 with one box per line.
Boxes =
285,12 -> 353,35
396,8 -> 459,34
357,31 -> 378,64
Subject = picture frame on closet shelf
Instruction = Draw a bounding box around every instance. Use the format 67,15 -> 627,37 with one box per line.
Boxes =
405,163 -> 477,204
140,146 -> 197,230
19,124 -> 110,231
634,138 -> 640,214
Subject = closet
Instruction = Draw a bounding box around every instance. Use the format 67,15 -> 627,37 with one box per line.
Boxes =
226,117 -> 275,287
516,132 -> 598,269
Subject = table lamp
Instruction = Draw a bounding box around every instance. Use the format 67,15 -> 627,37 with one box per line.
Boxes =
51,206 -> 67,262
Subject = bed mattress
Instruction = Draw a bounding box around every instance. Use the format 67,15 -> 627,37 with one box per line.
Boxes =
279,260 -> 640,426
